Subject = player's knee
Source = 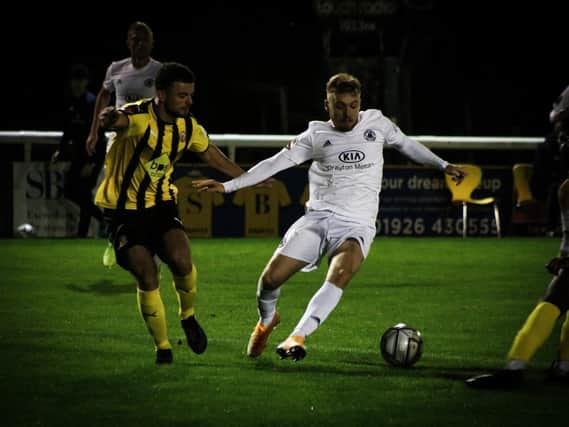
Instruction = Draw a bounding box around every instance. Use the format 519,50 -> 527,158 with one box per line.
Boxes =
168,253 -> 192,277
328,266 -> 355,286
260,269 -> 282,290
135,269 -> 160,291
544,270 -> 569,312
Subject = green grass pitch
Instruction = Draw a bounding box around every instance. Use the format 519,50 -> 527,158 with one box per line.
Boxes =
0,237 -> 566,426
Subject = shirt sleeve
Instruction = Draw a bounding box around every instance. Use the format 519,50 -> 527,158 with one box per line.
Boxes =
102,63 -> 115,93
188,120 -> 209,153
279,130 -> 314,164
222,149 -> 297,193
384,120 -> 448,170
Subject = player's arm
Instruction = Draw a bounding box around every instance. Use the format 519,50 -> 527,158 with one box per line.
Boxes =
86,86 -> 112,156
196,144 -> 245,178
194,148 -> 297,193
397,136 -> 466,185
385,122 -> 466,185
99,106 -> 129,130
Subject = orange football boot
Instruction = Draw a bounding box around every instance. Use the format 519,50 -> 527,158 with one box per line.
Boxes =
246,311 -> 280,357
276,335 -> 306,361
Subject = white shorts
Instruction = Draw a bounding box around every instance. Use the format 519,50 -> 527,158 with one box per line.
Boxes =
275,210 -> 376,272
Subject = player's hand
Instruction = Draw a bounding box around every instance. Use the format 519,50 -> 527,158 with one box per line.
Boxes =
192,178 -> 225,192
445,164 -> 467,185
99,107 -> 120,130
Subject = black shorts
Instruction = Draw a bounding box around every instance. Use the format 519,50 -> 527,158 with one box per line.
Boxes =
103,201 -> 184,264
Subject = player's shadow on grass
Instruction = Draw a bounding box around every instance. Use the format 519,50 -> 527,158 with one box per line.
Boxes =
250,358 -> 384,377
249,355 -> 504,383
65,280 -> 133,295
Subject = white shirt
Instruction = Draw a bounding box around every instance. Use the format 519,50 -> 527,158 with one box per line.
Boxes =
102,58 -> 162,107
223,109 -> 449,222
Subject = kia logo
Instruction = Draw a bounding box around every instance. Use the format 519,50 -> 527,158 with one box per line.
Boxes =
338,150 -> 365,163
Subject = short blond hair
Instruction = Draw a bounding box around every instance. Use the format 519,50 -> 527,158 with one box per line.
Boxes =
326,73 -> 361,95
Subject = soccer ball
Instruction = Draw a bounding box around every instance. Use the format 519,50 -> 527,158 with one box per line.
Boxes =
380,323 -> 423,368
16,223 -> 36,238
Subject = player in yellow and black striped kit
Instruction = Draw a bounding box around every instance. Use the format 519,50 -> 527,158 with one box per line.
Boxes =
466,86 -> 569,388
95,62 -> 245,364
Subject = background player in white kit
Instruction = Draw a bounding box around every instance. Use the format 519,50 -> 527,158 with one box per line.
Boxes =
84,21 -> 162,266
194,73 -> 466,361
86,21 -> 162,156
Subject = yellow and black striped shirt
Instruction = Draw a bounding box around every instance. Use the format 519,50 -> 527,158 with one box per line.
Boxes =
95,99 -> 209,210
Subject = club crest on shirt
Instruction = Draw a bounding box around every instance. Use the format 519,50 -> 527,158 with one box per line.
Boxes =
144,78 -> 155,88
363,129 -> 376,141
286,139 -> 297,150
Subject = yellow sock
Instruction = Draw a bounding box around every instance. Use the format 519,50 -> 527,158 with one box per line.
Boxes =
137,288 -> 171,350
173,264 -> 197,320
507,301 -> 560,362
560,312 -> 569,360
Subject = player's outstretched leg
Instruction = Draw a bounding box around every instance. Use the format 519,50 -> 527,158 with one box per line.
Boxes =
247,311 -> 280,357
276,335 -> 306,361
275,281 -> 343,362
466,301 -> 562,389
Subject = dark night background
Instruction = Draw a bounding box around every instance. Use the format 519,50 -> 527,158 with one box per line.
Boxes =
3,1 -> 567,138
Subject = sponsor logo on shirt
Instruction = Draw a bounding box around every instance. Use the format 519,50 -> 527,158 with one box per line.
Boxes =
143,153 -> 171,182
338,150 -> 365,163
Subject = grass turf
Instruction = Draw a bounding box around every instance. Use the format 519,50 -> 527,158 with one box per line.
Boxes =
0,237 -> 566,426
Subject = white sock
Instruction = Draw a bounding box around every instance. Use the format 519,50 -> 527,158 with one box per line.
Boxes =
257,280 -> 280,326
505,359 -> 527,370
291,281 -> 343,338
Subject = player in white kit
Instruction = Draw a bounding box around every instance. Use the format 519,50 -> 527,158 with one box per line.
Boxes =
85,21 -> 163,267
86,21 -> 162,156
194,73 -> 466,360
